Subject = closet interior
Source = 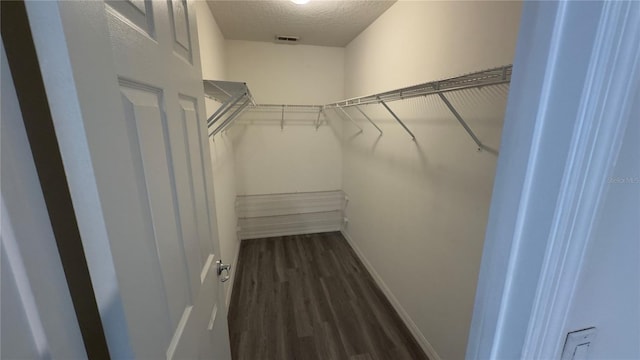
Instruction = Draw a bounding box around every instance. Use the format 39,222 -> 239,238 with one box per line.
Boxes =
198,1 -> 522,359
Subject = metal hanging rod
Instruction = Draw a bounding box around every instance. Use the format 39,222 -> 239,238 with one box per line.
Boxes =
249,104 -> 322,110
207,92 -> 244,127
211,97 -> 250,137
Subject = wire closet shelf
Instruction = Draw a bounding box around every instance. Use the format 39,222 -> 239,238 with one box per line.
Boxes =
204,65 -> 512,150
204,80 -> 255,137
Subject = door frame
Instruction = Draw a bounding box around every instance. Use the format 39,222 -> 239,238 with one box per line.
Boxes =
1,1 -> 110,358
23,1 -> 136,357
466,1 -> 640,358
11,0 -> 639,358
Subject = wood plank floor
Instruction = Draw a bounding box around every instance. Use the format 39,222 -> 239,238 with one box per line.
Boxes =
228,232 -> 428,360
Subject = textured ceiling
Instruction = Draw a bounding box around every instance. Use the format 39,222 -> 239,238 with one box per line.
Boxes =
206,0 -> 396,47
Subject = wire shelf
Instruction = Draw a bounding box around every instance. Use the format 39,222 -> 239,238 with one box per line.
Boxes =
204,65 -> 512,149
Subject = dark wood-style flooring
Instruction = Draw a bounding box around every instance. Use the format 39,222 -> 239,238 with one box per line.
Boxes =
228,232 -> 428,360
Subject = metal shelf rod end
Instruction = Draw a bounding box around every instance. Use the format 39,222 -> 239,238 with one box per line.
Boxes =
337,106 -> 363,132
377,97 -> 415,140
355,105 -> 382,135
211,97 -> 251,137
437,93 -> 483,150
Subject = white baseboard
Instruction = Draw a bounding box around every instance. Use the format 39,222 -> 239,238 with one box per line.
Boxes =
340,230 -> 442,360
224,237 -> 242,309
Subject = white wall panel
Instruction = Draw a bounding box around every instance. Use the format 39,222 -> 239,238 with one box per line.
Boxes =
341,2 -> 522,359
226,40 -> 344,105
225,40 -> 344,196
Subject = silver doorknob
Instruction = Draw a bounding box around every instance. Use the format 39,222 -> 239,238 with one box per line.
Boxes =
216,260 -> 231,282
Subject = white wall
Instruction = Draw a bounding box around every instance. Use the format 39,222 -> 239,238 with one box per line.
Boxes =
340,2 -> 522,360
226,40 -> 344,104
345,1 -> 521,98
225,40 -> 344,195
563,103 -> 640,359
198,2 -> 226,82
195,1 -> 239,306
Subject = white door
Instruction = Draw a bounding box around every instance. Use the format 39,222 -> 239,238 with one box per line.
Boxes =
1,42 -> 86,359
25,1 -> 232,359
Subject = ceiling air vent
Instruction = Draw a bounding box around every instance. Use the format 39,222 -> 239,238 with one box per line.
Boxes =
275,35 -> 300,44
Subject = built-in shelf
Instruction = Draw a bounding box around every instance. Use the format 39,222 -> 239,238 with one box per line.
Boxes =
203,80 -> 254,137
204,65 -> 512,151
235,190 -> 347,240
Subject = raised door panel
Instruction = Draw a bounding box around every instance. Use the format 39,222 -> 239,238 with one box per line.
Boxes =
179,96 -> 213,260
106,0 -> 155,38
169,254 -> 217,360
168,0 -> 193,62
164,96 -> 206,298
119,81 -> 208,358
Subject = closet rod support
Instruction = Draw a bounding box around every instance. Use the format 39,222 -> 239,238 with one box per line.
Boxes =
355,105 -> 382,135
377,97 -> 415,140
207,92 -> 244,127
211,98 -> 251,137
281,105 -> 285,130
222,100 -> 251,134
437,93 -> 484,151
337,106 -> 363,132
315,107 -> 323,130
215,98 -> 250,136
210,81 -> 232,98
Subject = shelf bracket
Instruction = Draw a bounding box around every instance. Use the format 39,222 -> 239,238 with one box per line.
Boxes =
337,106 -> 363,132
222,102 -> 249,134
377,97 -> 415,140
209,81 -> 232,98
437,93 -> 484,151
355,105 -> 382,135
211,97 -> 250,137
281,105 -> 285,130
207,92 -> 244,128
315,106 -> 324,130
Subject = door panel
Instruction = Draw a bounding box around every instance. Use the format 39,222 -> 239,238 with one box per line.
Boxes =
170,256 -> 218,360
106,0 -> 155,37
169,0 -> 193,62
168,96 -> 206,298
180,97 -> 214,262
119,81 -> 193,332
104,0 -> 229,357
26,0 -> 230,358
27,0 -> 230,354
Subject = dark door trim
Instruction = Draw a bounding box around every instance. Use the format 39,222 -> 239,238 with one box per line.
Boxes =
1,2 -> 111,358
